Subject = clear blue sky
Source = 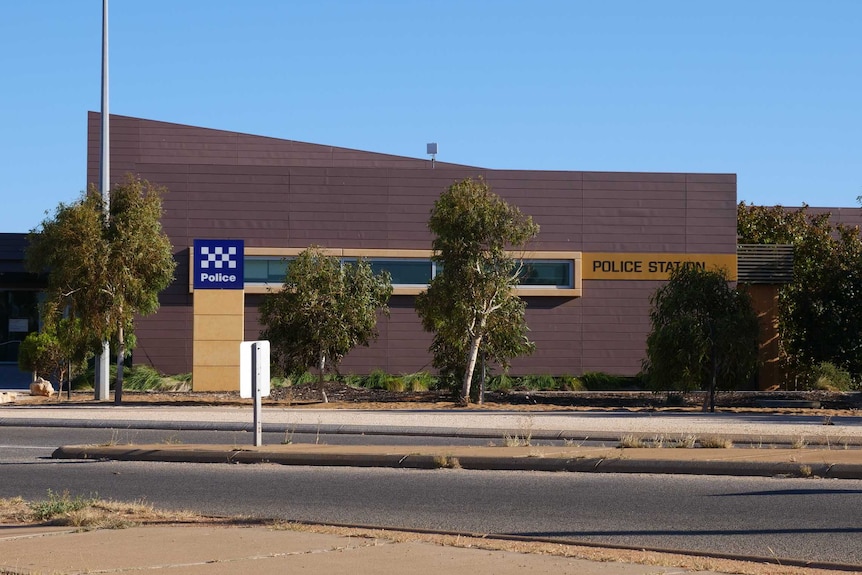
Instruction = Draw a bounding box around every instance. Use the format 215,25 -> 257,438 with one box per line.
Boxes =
1,1 -> 860,233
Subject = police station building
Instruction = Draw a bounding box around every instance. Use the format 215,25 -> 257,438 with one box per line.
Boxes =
10,112 -> 816,391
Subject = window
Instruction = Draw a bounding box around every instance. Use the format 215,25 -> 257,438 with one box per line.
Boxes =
518,260 -> 573,288
234,251 -> 580,296
244,257 -> 289,284
244,257 -> 572,288
366,259 -> 433,285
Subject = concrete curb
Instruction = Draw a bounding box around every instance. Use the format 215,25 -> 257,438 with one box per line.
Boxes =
6,417 -> 862,447
52,445 -> 862,479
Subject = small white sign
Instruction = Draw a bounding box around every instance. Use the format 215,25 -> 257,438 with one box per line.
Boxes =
8,319 -> 29,333
240,340 -> 271,398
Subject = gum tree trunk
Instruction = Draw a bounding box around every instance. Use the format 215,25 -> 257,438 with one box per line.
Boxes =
461,333 -> 483,404
318,352 -> 328,403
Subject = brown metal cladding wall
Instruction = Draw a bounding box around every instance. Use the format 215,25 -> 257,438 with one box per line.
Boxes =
87,113 -> 737,377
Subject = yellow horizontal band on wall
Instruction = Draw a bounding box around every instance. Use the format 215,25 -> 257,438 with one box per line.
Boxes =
583,253 -> 737,281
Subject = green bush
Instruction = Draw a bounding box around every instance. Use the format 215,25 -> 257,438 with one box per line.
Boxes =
123,365 -> 165,391
399,372 -> 435,392
364,369 -> 393,389
517,374 -> 559,390
29,490 -> 97,522
71,365 -> 190,392
559,376 -> 587,391
807,362 -> 853,391
488,374 -> 514,391
285,371 -> 317,387
18,332 -> 63,381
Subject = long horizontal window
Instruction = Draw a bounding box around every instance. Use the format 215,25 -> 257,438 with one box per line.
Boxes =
358,259 -> 434,286
244,258 -> 289,284
244,257 -> 571,289
517,261 -> 573,288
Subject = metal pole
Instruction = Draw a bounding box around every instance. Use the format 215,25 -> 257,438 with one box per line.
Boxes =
252,343 -> 262,446
95,0 -> 110,400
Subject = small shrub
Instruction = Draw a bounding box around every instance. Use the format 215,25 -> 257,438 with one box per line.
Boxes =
29,490 -> 97,522
290,371 -> 317,387
18,331 -> 63,381
699,436 -> 733,448
619,434 -> 648,448
123,365 -> 164,391
385,376 -> 407,392
341,373 -> 363,387
669,435 -> 697,448
520,374 -> 558,390
432,455 -> 461,469
790,436 -> 808,449
364,369 -> 391,389
808,362 -> 852,391
488,374 -> 514,392
400,372 -> 434,392
558,376 -> 587,391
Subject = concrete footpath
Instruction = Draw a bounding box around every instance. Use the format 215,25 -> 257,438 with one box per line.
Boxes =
2,402 -> 862,574
0,523 -> 737,575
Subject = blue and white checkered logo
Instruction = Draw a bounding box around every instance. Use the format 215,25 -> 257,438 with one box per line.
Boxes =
194,239 -> 244,290
200,245 -> 238,270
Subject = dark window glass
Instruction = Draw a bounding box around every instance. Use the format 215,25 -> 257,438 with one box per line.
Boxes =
244,258 -> 289,283
368,260 -> 433,285
518,261 -> 572,287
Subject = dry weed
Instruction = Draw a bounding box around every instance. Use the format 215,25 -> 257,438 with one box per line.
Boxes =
699,436 -> 734,448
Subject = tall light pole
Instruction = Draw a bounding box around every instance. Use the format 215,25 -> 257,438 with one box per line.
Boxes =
95,0 -> 110,400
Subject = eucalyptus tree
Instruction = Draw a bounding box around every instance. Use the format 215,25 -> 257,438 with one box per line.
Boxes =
416,178 -> 539,403
259,246 -> 392,402
26,176 -> 176,403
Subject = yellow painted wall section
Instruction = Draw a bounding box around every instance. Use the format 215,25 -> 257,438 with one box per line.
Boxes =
583,253 -> 737,281
192,290 -> 244,391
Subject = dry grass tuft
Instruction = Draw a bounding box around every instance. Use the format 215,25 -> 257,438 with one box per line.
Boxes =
0,493 -> 200,529
432,455 -> 461,469
699,436 -> 734,449
0,496 -> 31,523
669,435 -> 698,448
619,434 -> 648,448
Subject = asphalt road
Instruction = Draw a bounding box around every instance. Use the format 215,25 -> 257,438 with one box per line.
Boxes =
1,427 -> 861,567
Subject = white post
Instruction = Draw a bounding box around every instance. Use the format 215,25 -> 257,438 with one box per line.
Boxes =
252,342 -> 262,446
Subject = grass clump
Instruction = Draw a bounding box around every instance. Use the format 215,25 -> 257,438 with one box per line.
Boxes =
432,455 -> 461,469
400,372 -> 435,392
71,365 -> 191,392
669,435 -> 697,448
8,491 -> 200,529
790,436 -> 808,449
807,362 -> 853,391
699,436 -> 733,449
619,434 -> 649,448
29,489 -> 98,522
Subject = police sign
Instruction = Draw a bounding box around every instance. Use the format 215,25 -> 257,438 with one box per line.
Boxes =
193,239 -> 244,290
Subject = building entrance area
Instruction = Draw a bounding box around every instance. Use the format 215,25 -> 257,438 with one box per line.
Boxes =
0,290 -> 40,364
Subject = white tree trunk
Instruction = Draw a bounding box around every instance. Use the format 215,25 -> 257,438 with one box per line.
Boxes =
461,334 -> 483,404
318,352 -> 328,403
